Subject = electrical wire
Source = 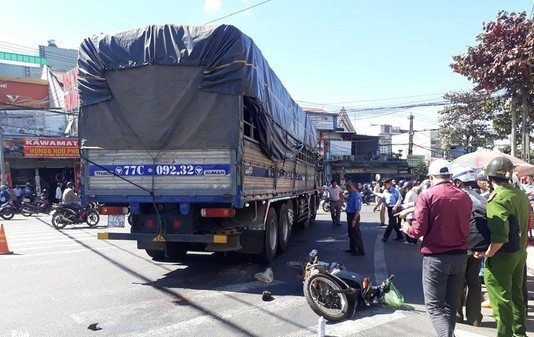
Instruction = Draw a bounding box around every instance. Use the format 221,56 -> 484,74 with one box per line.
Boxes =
204,0 -> 272,24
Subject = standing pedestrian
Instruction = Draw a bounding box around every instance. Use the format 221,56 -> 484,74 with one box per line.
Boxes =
344,180 -> 364,256
55,183 -> 63,203
325,179 -> 343,226
451,166 -> 486,327
374,178 -> 404,242
373,181 -> 386,226
474,156 -> 529,337
13,185 -> 22,200
400,181 -> 418,244
402,159 -> 472,337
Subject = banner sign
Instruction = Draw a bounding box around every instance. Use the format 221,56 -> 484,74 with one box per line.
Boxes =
3,137 -> 79,158
63,69 -> 79,111
0,78 -> 49,109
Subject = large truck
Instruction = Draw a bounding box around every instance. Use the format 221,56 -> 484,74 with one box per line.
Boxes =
77,25 -> 319,262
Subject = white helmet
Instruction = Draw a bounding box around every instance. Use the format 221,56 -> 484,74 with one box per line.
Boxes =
428,159 -> 452,176
452,166 -> 476,183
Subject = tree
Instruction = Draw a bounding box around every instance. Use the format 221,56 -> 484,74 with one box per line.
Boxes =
451,11 -> 534,162
412,162 -> 428,182
437,90 -> 500,156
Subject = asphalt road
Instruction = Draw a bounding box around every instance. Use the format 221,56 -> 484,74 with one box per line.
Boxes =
1,206 -> 533,337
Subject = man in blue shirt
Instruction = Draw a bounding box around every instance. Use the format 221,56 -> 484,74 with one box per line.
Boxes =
374,178 -> 404,242
0,185 -> 10,205
345,180 -> 364,256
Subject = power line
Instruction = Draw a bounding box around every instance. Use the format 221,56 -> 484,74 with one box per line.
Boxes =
204,0 -> 272,24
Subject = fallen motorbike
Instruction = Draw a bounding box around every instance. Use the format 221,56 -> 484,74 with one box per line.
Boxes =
50,203 -> 100,229
0,202 -> 15,220
289,249 -> 394,321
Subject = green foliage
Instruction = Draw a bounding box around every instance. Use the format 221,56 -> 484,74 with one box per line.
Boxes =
412,162 -> 428,182
437,90 -> 500,155
450,11 -> 534,157
451,11 -> 534,92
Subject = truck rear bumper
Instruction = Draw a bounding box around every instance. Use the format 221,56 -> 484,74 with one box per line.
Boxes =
97,230 -> 243,252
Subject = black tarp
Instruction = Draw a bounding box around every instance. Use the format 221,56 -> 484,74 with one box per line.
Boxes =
77,24 -> 317,160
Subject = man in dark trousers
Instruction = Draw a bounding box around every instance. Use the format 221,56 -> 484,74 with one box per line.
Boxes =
344,180 -> 364,256
402,159 -> 472,337
374,178 -> 404,242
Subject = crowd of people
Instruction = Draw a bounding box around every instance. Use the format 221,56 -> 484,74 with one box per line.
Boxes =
321,156 -> 533,337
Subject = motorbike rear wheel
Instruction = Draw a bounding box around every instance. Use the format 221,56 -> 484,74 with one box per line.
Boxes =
303,273 -> 355,322
51,212 -> 68,229
86,210 -> 100,227
322,200 -> 330,213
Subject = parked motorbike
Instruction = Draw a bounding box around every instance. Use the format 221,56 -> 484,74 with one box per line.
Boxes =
321,192 -> 348,213
50,203 -> 100,229
0,202 -> 15,220
289,249 -> 394,321
361,188 -> 373,205
20,197 -> 52,216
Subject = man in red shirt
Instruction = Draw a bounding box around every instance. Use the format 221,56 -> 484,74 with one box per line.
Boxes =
403,159 -> 472,337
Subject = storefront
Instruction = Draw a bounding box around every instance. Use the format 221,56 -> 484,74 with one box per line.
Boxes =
2,136 -> 80,195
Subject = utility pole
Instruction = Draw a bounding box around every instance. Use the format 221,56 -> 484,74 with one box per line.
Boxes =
0,120 -> 5,185
408,113 -> 414,155
511,98 -> 516,157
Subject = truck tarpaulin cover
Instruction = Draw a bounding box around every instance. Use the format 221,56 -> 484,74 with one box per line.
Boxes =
77,24 -> 317,160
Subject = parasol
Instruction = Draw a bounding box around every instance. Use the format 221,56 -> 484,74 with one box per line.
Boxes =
450,149 -> 534,177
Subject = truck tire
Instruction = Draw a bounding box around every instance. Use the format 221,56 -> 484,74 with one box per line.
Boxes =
276,203 -> 292,252
146,243 -> 187,261
261,207 -> 278,263
145,249 -> 165,260
164,242 -> 188,260
310,195 -> 318,221
298,197 -> 311,230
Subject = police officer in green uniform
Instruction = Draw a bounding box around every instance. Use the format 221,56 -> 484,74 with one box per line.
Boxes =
474,156 -> 530,337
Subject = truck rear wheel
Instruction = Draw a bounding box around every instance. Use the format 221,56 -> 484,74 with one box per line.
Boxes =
261,207 -> 278,263
276,203 -> 292,252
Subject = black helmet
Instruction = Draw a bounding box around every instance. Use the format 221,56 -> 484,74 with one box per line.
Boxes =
474,168 -> 487,182
66,181 -> 74,188
485,156 -> 514,180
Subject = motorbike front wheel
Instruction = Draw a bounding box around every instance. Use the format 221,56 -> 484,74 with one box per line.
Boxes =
86,210 -> 100,227
303,273 -> 355,322
20,205 -> 35,217
341,201 -> 347,212
322,201 -> 330,213
0,205 -> 15,220
51,212 -> 68,229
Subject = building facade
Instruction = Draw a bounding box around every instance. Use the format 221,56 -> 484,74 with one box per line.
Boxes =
0,41 -> 78,194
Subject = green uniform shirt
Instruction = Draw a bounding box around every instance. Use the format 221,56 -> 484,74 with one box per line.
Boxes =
486,184 -> 530,250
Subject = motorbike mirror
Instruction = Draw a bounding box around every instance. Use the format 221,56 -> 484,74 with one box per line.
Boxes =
308,249 -> 317,262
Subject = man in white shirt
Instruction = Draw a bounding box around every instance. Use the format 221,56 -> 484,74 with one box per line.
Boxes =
325,179 -> 344,226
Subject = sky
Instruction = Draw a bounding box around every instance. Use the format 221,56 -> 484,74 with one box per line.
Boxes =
1,0 -> 533,132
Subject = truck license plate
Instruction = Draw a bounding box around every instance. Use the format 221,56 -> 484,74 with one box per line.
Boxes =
108,215 -> 125,228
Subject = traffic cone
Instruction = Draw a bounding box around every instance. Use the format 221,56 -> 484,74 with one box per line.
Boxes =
0,224 -> 13,255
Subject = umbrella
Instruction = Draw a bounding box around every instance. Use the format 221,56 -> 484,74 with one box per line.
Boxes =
450,149 -> 534,177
